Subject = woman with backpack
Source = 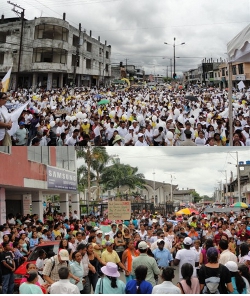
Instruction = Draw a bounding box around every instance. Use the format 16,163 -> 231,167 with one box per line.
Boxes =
198,247 -> 234,294
125,265 -> 153,294
225,261 -> 247,294
177,263 -> 200,294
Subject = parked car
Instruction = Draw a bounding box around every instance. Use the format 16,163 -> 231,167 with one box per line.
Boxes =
14,241 -> 59,289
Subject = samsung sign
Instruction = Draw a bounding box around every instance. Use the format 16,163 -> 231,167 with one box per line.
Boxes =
47,166 -> 77,191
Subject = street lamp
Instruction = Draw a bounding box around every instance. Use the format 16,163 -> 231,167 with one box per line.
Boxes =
228,151 -> 241,202
164,38 -> 185,79
153,171 -> 156,205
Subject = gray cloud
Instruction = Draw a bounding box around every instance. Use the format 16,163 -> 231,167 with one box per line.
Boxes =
3,0 -> 250,75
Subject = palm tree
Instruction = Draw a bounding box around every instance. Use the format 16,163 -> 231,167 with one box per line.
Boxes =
100,159 -> 146,197
77,147 -> 111,206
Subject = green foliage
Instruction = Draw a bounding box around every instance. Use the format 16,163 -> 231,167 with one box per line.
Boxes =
100,159 -> 146,194
191,190 -> 203,203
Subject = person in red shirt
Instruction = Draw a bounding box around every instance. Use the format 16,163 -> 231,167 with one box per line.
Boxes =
237,223 -> 250,242
214,226 -> 228,245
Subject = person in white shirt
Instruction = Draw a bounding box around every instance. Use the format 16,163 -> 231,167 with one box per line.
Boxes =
242,125 -> 250,139
124,126 -> 135,146
13,122 -> 28,146
152,266 -> 181,294
153,126 -> 165,146
105,122 -> 115,141
117,121 -> 128,139
50,266 -> 80,294
174,237 -> 199,280
135,133 -> 148,146
108,224 -> 117,240
218,239 -> 237,265
65,129 -> 79,146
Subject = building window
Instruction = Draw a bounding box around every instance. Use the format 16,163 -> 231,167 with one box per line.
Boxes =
72,35 -> 79,47
56,147 -> 76,171
105,64 -> 109,72
0,147 -> 11,154
232,65 -> 237,75
33,48 -> 67,64
87,42 -> 92,52
238,63 -> 244,74
0,52 -> 4,65
34,25 -> 68,41
72,54 -> 80,67
86,59 -> 91,69
27,147 -> 49,165
222,68 -> 225,76
99,48 -> 102,56
106,51 -> 109,59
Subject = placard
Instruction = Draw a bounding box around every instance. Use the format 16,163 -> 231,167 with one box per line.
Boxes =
23,194 -> 31,216
108,201 -> 131,220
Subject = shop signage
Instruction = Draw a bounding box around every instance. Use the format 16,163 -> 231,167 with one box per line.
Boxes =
47,166 -> 77,191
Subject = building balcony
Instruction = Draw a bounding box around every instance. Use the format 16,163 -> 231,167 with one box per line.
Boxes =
31,62 -> 68,72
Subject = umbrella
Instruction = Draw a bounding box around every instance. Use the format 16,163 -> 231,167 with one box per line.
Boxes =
188,208 -> 199,215
185,96 -> 198,102
232,202 -> 248,208
95,94 -> 103,99
176,208 -> 191,215
97,99 -> 110,105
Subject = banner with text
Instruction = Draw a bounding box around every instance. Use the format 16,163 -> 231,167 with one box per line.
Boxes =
47,166 -> 77,191
108,201 -> 131,220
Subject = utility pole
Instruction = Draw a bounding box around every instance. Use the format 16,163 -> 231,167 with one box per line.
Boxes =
8,1 -> 25,90
73,23 -> 81,87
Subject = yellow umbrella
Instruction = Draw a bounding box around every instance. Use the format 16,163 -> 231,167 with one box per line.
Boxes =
176,208 -> 191,215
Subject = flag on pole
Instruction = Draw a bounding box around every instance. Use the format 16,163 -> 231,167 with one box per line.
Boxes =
1,67 -> 12,92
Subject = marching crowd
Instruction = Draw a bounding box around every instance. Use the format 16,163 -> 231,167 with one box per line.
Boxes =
0,84 -> 250,146
0,208 -> 250,294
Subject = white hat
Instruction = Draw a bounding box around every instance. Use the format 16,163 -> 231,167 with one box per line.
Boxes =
101,262 -> 120,278
183,237 -> 193,245
93,227 -> 99,231
225,261 -> 238,272
137,133 -> 144,137
129,126 -> 134,130
83,119 -> 88,123
138,241 -> 148,250
58,249 -> 69,261
157,239 -> 165,244
104,232 -> 110,236
96,230 -> 103,235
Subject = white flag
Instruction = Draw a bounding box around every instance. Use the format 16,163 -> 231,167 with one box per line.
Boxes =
237,80 -> 245,90
8,101 -> 30,136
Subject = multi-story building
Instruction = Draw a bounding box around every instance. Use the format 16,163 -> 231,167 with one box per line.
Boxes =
219,62 -> 250,89
0,14 -> 112,89
0,147 -> 78,224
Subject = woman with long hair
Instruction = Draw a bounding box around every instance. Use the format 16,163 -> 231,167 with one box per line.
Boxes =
19,271 -> 43,294
122,239 -> 139,283
200,238 -> 215,265
87,243 -> 106,292
177,263 -> 200,294
59,238 -> 73,261
125,265 -> 153,294
95,262 -> 125,294
238,243 -> 250,264
225,261 -> 247,294
114,230 -> 126,265
238,264 -> 250,293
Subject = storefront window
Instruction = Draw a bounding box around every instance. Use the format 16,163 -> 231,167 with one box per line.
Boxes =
56,147 -> 76,171
27,147 -> 49,164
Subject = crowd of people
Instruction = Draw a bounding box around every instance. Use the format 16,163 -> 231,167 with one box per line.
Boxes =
0,83 -> 250,146
0,207 -> 250,294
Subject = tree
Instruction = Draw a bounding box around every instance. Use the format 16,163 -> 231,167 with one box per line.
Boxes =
191,190 -> 203,203
100,159 -> 146,197
77,147 -> 111,205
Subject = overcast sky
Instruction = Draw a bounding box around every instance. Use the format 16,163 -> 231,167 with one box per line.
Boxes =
97,147 -> 250,197
2,0 -> 250,76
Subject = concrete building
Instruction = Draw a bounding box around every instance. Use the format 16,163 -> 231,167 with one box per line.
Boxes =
219,61 -> 250,89
0,146 -> 78,224
0,14 -> 112,89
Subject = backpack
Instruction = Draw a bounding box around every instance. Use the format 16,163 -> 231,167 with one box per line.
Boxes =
202,264 -> 223,294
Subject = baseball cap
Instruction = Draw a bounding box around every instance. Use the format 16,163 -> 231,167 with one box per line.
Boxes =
225,261 -> 238,272
19,121 -> 25,125
183,237 -> 193,245
138,133 -> 144,137
138,241 -> 148,250
58,249 -> 69,261
157,239 -> 165,244
93,227 -> 99,231
83,119 -> 88,123
96,230 -> 103,235
104,233 -> 110,236
129,126 -> 134,130
105,241 -> 113,246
